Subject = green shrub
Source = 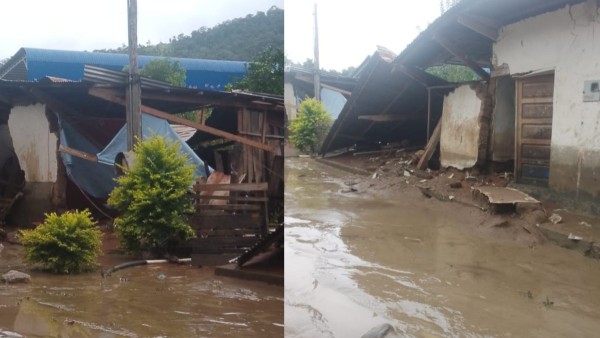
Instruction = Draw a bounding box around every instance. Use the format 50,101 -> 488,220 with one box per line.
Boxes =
107,135 -> 196,254
289,97 -> 332,154
19,209 -> 102,274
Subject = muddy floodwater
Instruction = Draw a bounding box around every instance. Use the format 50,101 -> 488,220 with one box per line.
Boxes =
0,245 -> 283,337
285,157 -> 600,337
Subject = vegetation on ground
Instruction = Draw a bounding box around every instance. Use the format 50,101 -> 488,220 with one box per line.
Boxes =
108,135 -> 196,254
289,97 -> 333,154
19,209 -> 102,274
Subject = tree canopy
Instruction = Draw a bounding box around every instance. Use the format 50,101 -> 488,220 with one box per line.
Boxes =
138,59 -> 186,87
227,47 -> 283,95
96,7 -> 283,62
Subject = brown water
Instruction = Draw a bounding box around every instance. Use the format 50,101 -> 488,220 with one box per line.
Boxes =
284,157 -> 600,337
0,246 -> 283,337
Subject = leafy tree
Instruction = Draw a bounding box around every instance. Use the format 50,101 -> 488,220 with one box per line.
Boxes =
426,64 -> 478,83
108,135 -> 196,254
139,59 -> 186,87
19,210 -> 102,274
132,59 -> 201,121
289,97 -> 332,154
226,47 -> 283,95
96,7 -> 283,62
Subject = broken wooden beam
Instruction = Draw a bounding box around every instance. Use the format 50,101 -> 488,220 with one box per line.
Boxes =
58,145 -> 98,162
357,114 -> 411,122
89,87 -> 277,154
417,119 -> 441,170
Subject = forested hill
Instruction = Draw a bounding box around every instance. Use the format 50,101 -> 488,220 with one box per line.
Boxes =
95,6 -> 283,61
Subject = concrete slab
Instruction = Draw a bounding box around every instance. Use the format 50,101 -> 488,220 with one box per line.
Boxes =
475,186 -> 539,204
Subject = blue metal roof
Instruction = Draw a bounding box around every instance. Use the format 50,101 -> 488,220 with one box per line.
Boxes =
20,48 -> 247,90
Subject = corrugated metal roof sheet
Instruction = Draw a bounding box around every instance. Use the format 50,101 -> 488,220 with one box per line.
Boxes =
0,47 -> 248,90
23,48 -> 248,73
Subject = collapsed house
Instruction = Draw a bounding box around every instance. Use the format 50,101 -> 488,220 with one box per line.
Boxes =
321,0 -> 600,207
0,63 -> 284,264
284,64 -> 356,121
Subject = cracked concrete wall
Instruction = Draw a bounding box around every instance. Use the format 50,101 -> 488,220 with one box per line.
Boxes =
8,104 -> 58,183
494,1 -> 600,199
440,84 -> 483,170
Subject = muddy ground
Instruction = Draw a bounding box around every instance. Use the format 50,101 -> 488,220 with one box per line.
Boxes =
318,149 -> 600,252
0,227 -> 284,337
285,156 -> 600,337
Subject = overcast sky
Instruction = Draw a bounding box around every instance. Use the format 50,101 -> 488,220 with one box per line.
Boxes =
0,0 -> 283,61
285,0 -> 443,71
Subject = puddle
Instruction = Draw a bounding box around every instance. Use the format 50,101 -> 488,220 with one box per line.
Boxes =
0,245 -> 283,337
285,157 -> 600,337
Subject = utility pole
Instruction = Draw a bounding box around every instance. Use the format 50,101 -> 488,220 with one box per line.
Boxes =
126,0 -> 142,150
313,3 -> 321,101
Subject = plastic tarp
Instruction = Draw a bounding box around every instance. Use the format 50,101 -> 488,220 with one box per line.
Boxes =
59,113 -> 208,199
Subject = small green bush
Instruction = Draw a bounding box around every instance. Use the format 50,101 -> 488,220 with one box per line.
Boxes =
289,97 -> 332,154
19,209 -> 102,274
107,135 -> 196,254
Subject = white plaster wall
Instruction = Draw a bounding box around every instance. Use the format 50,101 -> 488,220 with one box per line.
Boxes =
440,85 -> 483,169
494,2 -> 600,149
494,2 -> 600,196
8,104 -> 58,182
284,82 -> 298,120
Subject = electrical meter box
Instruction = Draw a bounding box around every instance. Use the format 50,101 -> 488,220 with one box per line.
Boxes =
583,80 -> 600,102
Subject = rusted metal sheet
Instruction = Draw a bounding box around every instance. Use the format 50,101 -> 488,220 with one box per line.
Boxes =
475,186 -> 539,204
516,74 -> 554,186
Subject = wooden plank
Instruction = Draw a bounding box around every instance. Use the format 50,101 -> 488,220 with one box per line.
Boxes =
357,115 -> 411,122
190,214 -> 261,229
57,145 -> 98,162
89,87 -> 277,153
190,237 -> 259,246
196,195 -> 268,202
194,182 -> 268,192
196,228 -> 263,237
197,204 -> 262,211
522,104 -> 553,118
417,119 -> 441,170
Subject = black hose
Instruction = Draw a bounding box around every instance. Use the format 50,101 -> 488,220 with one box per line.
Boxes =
101,260 -> 147,277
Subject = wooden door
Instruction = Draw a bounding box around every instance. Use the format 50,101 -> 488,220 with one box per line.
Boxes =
515,74 -> 554,185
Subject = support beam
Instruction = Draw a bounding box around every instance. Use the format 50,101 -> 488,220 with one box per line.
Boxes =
357,114 -> 412,122
127,0 -> 142,150
360,82 -> 411,137
392,64 -> 449,87
417,119 -> 442,170
432,34 -> 490,81
89,87 -> 277,154
58,145 -> 98,162
139,91 -> 282,111
337,133 -> 367,141
457,14 -> 499,41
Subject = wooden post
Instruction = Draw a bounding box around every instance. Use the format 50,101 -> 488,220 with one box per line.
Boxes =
313,3 -> 321,100
426,88 -> 431,143
127,0 -> 142,150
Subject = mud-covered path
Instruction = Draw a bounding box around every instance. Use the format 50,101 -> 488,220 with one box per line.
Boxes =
284,157 -> 600,337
